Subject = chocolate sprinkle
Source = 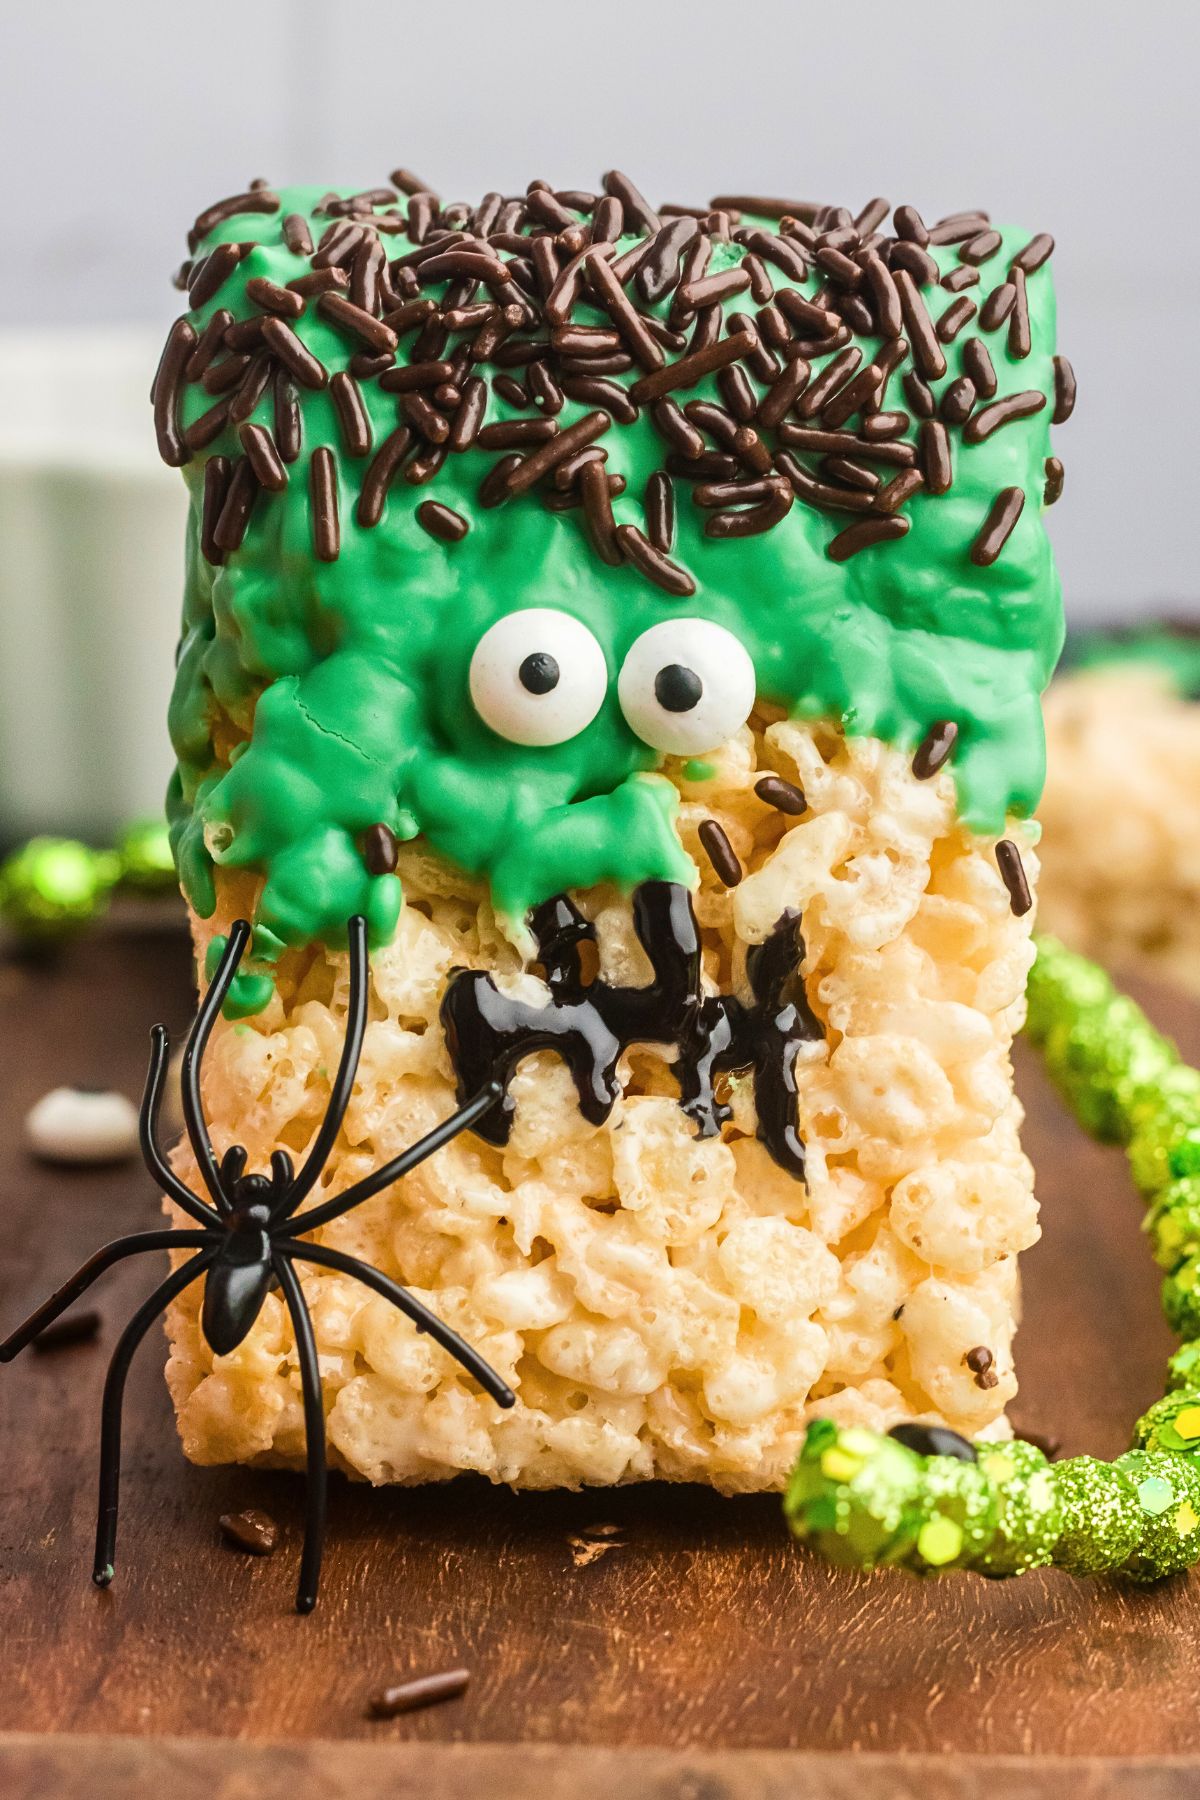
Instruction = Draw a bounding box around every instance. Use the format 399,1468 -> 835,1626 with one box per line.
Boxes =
754,774 -> 806,815
971,486 -> 1025,564
1044,456 -> 1064,506
162,174 -> 1070,583
368,1668 -> 471,1719
219,1508 -> 279,1556
698,819 -> 743,887
995,839 -> 1032,916
362,822 -> 400,874
417,499 -> 469,542
911,719 -> 958,779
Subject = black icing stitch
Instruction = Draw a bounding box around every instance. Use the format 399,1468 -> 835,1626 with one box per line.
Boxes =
440,880 -> 823,1179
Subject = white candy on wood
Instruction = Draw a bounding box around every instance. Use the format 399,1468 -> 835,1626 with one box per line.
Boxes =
25,1087 -> 139,1164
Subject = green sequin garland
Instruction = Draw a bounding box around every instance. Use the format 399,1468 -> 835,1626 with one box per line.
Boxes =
785,935 -> 1200,1582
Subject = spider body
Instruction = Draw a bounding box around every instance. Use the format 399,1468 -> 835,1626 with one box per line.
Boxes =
1,915 -> 514,1612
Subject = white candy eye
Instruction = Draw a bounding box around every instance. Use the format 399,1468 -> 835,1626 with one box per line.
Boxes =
617,618 -> 756,755
468,608 -> 608,747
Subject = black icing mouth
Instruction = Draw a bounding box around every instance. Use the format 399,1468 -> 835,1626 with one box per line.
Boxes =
440,880 -> 823,1180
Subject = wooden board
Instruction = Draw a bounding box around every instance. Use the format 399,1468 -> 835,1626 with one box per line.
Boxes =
1,917 -> 1198,1794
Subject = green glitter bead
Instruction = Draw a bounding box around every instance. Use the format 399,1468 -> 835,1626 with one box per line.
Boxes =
1163,1257 -> 1200,1340
975,1440 -> 1063,1576
1168,1130 -> 1200,1181
1167,1341 -> 1200,1391
1133,1389 -> 1200,1457
784,1424 -> 924,1569
0,838 -> 119,939
115,817 -> 176,891
1128,1073 -> 1200,1197
1052,1455 -> 1144,1576
902,1454 -> 999,1574
1146,1177 -> 1200,1270
1115,1449 -> 1200,1581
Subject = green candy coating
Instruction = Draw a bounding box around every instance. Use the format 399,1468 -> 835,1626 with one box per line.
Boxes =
0,838 -> 119,938
167,184 -> 1066,981
976,1440 -> 1063,1576
1116,1449 -> 1200,1581
1052,1456 -> 1144,1576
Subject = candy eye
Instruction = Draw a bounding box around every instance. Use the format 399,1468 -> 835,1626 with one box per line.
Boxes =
468,608 -> 608,747
617,619 -> 756,755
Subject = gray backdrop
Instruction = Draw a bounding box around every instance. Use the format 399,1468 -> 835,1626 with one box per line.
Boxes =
2,0 -> 1195,622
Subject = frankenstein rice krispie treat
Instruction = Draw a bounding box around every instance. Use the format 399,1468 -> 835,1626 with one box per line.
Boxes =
154,170 -> 1071,1494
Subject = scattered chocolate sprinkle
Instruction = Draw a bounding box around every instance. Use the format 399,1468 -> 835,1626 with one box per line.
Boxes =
417,500 -> 469,542
894,204 -> 929,245
389,169 -> 438,198
961,336 -> 998,399
894,270 -> 946,380
580,457 -> 621,565
644,470 -> 675,552
1008,266 -> 1032,359
223,317 -> 266,351
901,371 -> 935,419
615,523 -> 695,596
212,456 -> 259,553
704,477 -> 793,538
400,391 -> 451,444
936,295 -> 977,342
245,275 -> 305,318
917,420 -> 953,495
1011,233 -> 1055,274
380,359 -> 455,394
310,447 -> 340,560
200,455 -> 231,565
971,486 -> 1025,565
603,169 -> 660,235
153,318 -> 196,467
964,1344 -> 998,1389
940,377 -> 977,427
796,347 -> 862,421
202,355 -> 248,397
698,819 -> 743,887
502,411 -> 610,497
362,823 -> 400,875
273,371 -> 302,464
189,188 -> 280,251
754,774 -> 806,815
912,720 -> 958,779
826,515 -> 910,560
960,230 -> 1002,266
227,352 -> 272,427
31,1309 -> 101,1353
1052,355 -> 1076,425
927,211 -> 990,246
710,193 -> 814,221
995,839 -> 1031,915
821,363 -> 883,430
184,309 -> 234,382
219,1508 -> 279,1556
368,1668 -> 470,1720
778,424 -> 915,467
1044,456 -> 1064,506
890,241 -> 939,287
875,467 -> 924,514
962,390 -> 1046,444
329,371 -> 373,458
629,331 -> 753,405
358,427 -> 413,525
238,422 -> 288,491
282,213 -> 314,256
318,293 -> 398,354
559,374 -> 638,425
822,456 -> 878,493
979,282 -> 1016,330
261,316 -> 328,389
941,265 -> 980,294
861,410 -> 910,442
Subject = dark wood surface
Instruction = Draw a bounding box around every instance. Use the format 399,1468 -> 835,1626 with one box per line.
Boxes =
1,918 -> 1198,1791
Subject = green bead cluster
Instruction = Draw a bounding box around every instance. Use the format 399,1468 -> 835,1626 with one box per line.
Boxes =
785,935 -> 1200,1584
0,821 -> 176,941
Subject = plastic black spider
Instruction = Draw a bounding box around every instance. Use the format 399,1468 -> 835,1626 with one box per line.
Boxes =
0,916 -> 514,1613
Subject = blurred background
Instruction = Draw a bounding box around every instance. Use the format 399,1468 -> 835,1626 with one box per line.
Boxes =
1,0 -> 1195,841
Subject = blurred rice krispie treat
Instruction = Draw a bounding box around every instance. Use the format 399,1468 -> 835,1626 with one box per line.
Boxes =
1040,628 -> 1200,996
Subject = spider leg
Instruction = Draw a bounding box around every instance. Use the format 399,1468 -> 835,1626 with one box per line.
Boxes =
276,915 -> 369,1220
140,1024 -> 222,1228
286,1080 -> 504,1237
275,1238 -> 516,1410
0,1230 -> 212,1362
93,1247 -> 217,1590
182,919 -> 253,1214
273,1254 -> 327,1614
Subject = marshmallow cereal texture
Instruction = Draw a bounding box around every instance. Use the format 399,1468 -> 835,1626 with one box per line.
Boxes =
1040,667 -> 1200,998
164,710 -> 1039,1493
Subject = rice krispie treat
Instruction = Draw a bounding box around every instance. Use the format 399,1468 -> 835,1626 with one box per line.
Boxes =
1039,629 -> 1200,996
154,170 -> 1072,1493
